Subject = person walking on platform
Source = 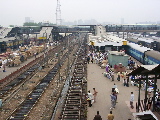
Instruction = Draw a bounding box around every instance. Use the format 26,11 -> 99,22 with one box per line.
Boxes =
110,92 -> 116,109
147,85 -> 152,98
91,57 -> 94,63
87,56 -> 90,64
117,72 -> 120,81
93,111 -> 102,120
123,79 -> 127,86
2,59 -> 7,72
111,71 -> 114,81
130,92 -> 134,109
93,88 -> 98,102
106,64 -> 109,73
87,90 -> 93,107
107,111 -> 114,120
112,83 -> 117,92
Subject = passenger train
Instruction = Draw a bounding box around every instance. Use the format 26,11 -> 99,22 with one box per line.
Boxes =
126,37 -> 160,52
124,43 -> 160,65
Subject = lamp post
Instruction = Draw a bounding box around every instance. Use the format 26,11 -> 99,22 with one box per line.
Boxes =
67,35 -> 69,77
144,75 -> 148,111
152,74 -> 157,112
137,79 -> 141,112
45,31 -> 48,67
58,51 -> 60,86
43,30 -> 48,67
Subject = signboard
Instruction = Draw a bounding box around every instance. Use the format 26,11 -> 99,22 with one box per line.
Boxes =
39,37 -> 46,39
90,41 -> 94,46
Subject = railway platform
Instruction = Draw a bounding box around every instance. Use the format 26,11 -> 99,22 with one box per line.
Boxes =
0,52 -> 44,80
0,56 -> 36,80
87,62 -> 160,120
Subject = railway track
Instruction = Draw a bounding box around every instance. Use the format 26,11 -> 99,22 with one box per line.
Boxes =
52,36 -> 88,120
0,44 -> 63,99
0,41 -> 67,119
0,34 -> 88,120
7,49 -> 69,120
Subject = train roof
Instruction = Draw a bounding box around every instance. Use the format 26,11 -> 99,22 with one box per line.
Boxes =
145,50 -> 160,61
126,38 -> 139,43
127,43 -> 152,53
106,34 -> 127,43
151,36 -> 160,42
0,37 -> 16,42
94,41 -> 122,47
137,38 -> 153,43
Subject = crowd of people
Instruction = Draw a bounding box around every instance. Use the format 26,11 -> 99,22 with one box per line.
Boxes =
86,49 -> 160,119
0,58 -> 7,72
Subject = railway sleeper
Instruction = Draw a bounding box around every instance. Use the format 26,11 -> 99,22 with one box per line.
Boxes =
67,92 -> 82,95
33,89 -> 43,93
10,115 -> 25,119
65,99 -> 79,103
63,115 -> 79,119
63,111 -> 79,114
64,103 -> 81,106
63,114 -> 80,117
67,93 -> 81,96
62,105 -> 80,109
67,94 -> 81,97
65,101 -> 80,106
62,108 -> 80,112
63,104 -> 80,107
62,118 -> 79,120
65,99 -> 80,102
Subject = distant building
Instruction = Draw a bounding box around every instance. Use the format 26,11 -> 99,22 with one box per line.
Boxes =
25,17 -> 34,23
78,19 -> 83,25
121,18 -> 124,24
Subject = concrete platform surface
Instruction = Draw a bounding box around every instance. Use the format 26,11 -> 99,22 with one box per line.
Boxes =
87,63 -> 147,120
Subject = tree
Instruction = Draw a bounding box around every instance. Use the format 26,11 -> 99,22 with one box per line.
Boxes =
23,22 -> 39,26
9,25 -> 14,27
23,22 -> 56,27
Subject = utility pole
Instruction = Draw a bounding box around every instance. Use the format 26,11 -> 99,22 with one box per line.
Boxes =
56,0 -> 62,25
67,36 -> 69,76
58,51 -> 60,86
46,32 -> 48,67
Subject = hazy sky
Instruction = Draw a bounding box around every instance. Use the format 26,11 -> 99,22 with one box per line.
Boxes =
0,0 -> 160,27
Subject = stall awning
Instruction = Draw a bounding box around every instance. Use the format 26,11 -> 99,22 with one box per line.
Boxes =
128,64 -> 160,76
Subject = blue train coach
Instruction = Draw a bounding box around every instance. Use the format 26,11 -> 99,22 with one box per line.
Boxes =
125,43 -> 151,63
124,43 -> 160,65
144,50 -> 160,65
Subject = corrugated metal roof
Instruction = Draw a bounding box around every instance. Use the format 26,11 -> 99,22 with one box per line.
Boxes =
94,41 -> 122,47
126,38 -> 139,43
138,38 -> 153,43
106,35 -> 127,43
128,64 -> 160,75
109,51 -> 127,56
141,64 -> 159,71
0,37 -> 16,42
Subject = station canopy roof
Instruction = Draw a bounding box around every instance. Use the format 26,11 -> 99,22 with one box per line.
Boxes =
94,41 -> 122,47
128,64 -> 160,76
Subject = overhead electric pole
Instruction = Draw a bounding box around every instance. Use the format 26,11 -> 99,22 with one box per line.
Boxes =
56,0 -> 62,25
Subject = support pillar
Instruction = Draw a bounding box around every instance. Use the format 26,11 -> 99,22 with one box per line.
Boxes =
152,75 -> 157,112
144,75 -> 148,111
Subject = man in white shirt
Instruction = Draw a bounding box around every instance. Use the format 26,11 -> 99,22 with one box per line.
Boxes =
2,59 -> 7,72
87,90 -> 93,107
130,92 -> 134,109
147,86 -> 153,98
